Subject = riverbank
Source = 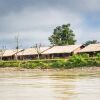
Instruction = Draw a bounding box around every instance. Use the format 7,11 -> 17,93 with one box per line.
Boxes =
0,54 -> 100,69
0,67 -> 100,77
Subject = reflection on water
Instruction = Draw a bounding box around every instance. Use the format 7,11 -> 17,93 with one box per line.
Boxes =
0,72 -> 100,100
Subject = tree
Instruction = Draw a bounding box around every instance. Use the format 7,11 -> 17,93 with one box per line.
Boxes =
33,43 -> 41,59
0,42 -> 6,60
48,24 -> 76,46
15,34 -> 20,60
84,40 -> 98,46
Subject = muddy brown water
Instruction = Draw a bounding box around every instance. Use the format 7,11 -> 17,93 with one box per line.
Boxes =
0,72 -> 100,100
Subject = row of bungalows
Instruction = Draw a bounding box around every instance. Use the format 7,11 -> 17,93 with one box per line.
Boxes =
0,45 -> 83,60
0,44 -> 100,60
17,45 -> 83,60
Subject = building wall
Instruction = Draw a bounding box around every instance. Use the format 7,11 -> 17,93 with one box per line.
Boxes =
41,53 -> 71,59
18,55 -> 38,60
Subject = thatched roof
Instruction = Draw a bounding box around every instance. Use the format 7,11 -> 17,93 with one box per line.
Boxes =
3,49 -> 22,57
79,44 -> 100,53
17,47 -> 50,56
42,45 -> 81,54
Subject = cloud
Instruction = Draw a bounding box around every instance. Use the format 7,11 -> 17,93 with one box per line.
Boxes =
0,0 -> 100,48
0,8 -> 83,32
0,0 -> 100,16
0,7 -> 84,47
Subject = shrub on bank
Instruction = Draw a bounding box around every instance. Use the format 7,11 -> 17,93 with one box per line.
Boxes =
65,54 -> 88,68
50,60 -> 66,68
0,53 -> 100,69
20,62 -> 37,69
0,61 -> 4,67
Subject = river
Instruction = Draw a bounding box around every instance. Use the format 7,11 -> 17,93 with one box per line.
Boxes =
0,71 -> 100,100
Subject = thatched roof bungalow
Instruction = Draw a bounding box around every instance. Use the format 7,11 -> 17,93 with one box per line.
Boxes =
2,49 -> 22,60
41,45 -> 83,58
17,47 -> 50,60
79,44 -> 100,56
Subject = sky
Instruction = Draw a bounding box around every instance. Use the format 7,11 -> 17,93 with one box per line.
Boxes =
0,0 -> 100,49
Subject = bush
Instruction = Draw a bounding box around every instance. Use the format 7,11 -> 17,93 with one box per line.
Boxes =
50,60 -> 66,68
36,62 -> 50,69
10,62 -> 19,67
20,62 -> 37,69
66,55 -> 88,67
0,61 -> 4,67
96,53 -> 100,60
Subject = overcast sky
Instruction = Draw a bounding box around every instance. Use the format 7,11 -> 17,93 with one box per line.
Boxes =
0,0 -> 100,49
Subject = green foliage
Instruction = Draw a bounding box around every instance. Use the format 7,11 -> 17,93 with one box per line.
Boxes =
36,62 -> 50,69
66,55 -> 88,67
0,62 -> 4,67
21,62 -> 37,69
0,54 -> 100,69
96,53 -> 100,60
49,24 -> 76,46
84,40 -> 98,46
50,60 -> 66,68
79,53 -> 89,59
65,54 -> 100,68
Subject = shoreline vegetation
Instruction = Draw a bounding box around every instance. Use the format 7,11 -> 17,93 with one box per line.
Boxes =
0,54 -> 100,69
0,54 -> 100,76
